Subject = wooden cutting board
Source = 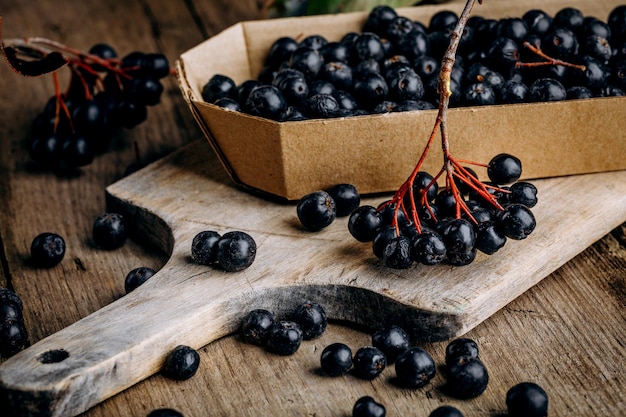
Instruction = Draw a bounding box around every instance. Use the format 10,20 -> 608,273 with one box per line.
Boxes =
1,139 -> 625,417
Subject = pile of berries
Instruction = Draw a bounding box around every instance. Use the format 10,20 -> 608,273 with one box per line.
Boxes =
0,289 -> 29,358
201,5 -> 626,121
26,44 -> 170,169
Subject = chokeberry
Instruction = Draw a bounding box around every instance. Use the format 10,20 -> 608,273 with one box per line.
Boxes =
497,204 -> 536,240
191,230 -> 221,265
382,235 -> 413,269
411,230 -> 447,265
291,302 -> 327,340
267,320 -> 303,355
215,231 -> 256,272
348,205 -> 383,242
506,382 -> 549,417
162,345 -> 200,380
0,321 -> 29,357
326,183 -> 360,217
445,356 -> 489,399
241,308 -> 275,346
0,302 -> 23,323
30,232 -> 66,268
147,409 -> 184,417
124,266 -> 156,293
320,342 -> 353,376
245,85 -> 287,120
352,396 -> 386,417
394,347 -> 436,388
202,74 -> 236,103
92,212 -> 127,250
474,221 -> 507,255
488,153 -> 522,185
297,190 -> 337,231
353,346 -> 386,380
0,289 -> 23,311
428,405 -> 464,417
371,325 -> 410,363
509,181 -> 538,207
445,338 -> 480,367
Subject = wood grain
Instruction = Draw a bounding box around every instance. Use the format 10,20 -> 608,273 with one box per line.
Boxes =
0,1 -> 624,417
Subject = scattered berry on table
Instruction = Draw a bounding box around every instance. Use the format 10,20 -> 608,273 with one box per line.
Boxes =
92,212 -> 127,250
326,183 -> 360,217
291,302 -> 328,340
124,267 -> 156,293
352,395 -> 386,417
428,405 -> 465,417
191,230 -> 221,265
162,345 -> 201,381
394,347 -> 436,388
146,409 -> 184,417
30,232 -> 66,268
445,355 -> 489,399
296,190 -> 337,231
266,320 -> 303,355
371,325 -> 410,363
445,338 -> 480,367
215,231 -> 257,272
348,205 -> 383,242
320,342 -> 353,376
241,308 -> 276,346
352,346 -> 386,380
506,381 -> 549,417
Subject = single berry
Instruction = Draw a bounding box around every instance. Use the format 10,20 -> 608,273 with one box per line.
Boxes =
147,409 -> 184,417
352,396 -> 386,417
445,338 -> 479,367
411,231 -> 447,265
353,346 -> 386,380
372,325 -> 410,363
297,191 -> 337,231
383,235 -> 413,269
124,267 -> 156,293
428,405 -> 465,417
445,356 -> 489,399
0,302 -> 23,323
372,226 -> 398,260
474,221 -> 507,255
348,205 -> 383,242
0,289 -> 23,311
326,184 -> 360,217
509,181 -> 538,207
506,382 -> 549,417
241,308 -> 275,346
202,74 -> 236,103
216,231 -> 256,272
267,320 -> 303,355
395,347 -> 436,388
291,302 -> 327,340
162,345 -> 200,380
191,230 -> 221,265
92,212 -> 127,250
320,342 -> 353,376
30,232 -> 66,268
488,153 -> 522,185
0,321 -> 29,357
497,204 -> 536,240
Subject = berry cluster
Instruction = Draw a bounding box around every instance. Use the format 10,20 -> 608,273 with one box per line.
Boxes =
201,5 -> 626,121
9,40 -> 171,169
0,289 -> 29,358
240,302 -> 327,355
190,230 -> 257,272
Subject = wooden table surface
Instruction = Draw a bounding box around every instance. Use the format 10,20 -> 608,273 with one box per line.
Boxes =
0,1 -> 624,416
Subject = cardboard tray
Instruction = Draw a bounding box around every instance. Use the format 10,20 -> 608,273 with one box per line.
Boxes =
176,0 -> 626,201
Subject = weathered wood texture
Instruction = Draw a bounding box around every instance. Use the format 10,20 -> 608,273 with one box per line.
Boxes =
0,1 -> 624,416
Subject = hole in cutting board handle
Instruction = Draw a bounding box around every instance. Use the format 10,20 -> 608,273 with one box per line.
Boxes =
37,349 -> 69,364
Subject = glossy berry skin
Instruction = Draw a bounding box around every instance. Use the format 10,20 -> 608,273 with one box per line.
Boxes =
371,226 -> 397,260
124,266 -> 156,293
191,230 -> 221,265
372,325 -> 410,363
428,405 -> 464,417
0,321 -> 29,357
348,205 -> 383,242
297,191 -> 337,231
202,74 -> 236,103
463,83 -> 496,106
412,231 -> 447,265
353,346 -> 386,380
383,235 -> 413,269
509,181 -> 538,207
216,231 -> 256,272
488,153 -> 522,185
475,221 -> 507,255
445,338 -> 479,367
291,302 -> 327,340
327,183 -> 360,217
353,396 -> 386,417
394,347 -> 436,388
162,345 -> 200,380
440,219 -> 476,255
0,289 -> 23,311
304,94 -> 341,118
92,213 -> 127,250
506,382 -> 549,417
147,409 -> 184,417
30,232 -> 66,268
246,85 -> 287,120
528,78 -> 567,102
267,320 -> 303,355
241,308 -> 275,346
320,342 -> 353,376
497,204 -> 536,240
0,302 -> 23,323
445,356 -> 489,399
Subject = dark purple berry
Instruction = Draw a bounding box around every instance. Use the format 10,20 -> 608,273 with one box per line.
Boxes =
191,230 -> 221,265
506,382 -> 549,417
445,356 -> 489,399
202,74 -> 236,103
297,190 -> 337,231
475,221 -> 507,255
488,153 -> 522,185
509,181 -> 538,207
348,205 -> 383,242
445,338 -> 479,367
353,346 -> 386,380
372,325 -> 410,363
267,320 -> 303,355
245,85 -> 287,120
241,309 -> 275,346
428,405 -> 464,417
320,342 -> 353,376
30,232 -> 66,268
124,266 -> 156,293
411,231 -> 447,265
383,235 -> 413,269
497,204 -> 536,240
395,347 -> 436,388
215,231 -> 256,272
0,302 -> 23,323
0,321 -> 29,357
353,396 -> 386,417
291,302 -> 327,340
147,409 -> 184,417
326,183 -> 360,217
162,345 -> 200,380
93,212 -> 127,250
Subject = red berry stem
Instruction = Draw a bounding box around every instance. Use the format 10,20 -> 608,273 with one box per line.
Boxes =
518,41 -> 587,72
